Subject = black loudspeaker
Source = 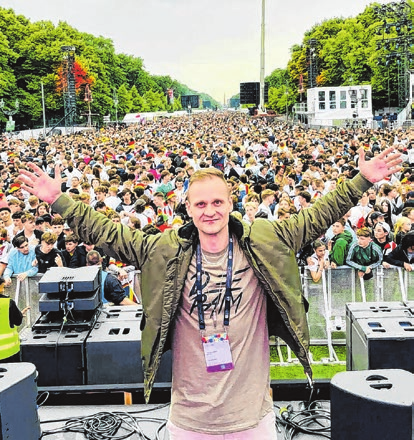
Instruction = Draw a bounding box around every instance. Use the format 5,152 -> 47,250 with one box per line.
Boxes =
0,363 -> 41,440
331,369 -> 414,440
86,307 -> 172,385
181,95 -> 200,109
20,328 -> 88,386
346,302 -> 414,372
240,82 -> 269,105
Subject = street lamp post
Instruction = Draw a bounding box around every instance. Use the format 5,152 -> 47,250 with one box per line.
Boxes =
285,85 -> 289,123
113,89 -> 119,128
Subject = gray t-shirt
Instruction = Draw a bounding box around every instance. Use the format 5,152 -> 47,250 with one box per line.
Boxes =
170,237 -> 273,434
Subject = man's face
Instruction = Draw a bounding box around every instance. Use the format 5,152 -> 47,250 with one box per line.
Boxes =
17,241 -> 30,255
357,235 -> 371,248
25,220 -> 36,233
374,225 -> 386,241
72,177 -> 80,187
245,205 -> 257,219
0,210 -> 11,223
41,241 -> 55,254
153,196 -> 165,208
13,218 -> 22,230
332,222 -> 345,235
52,224 -> 64,235
96,191 -> 106,202
367,190 -> 376,201
15,189 -> 24,200
65,241 -> 77,253
186,177 -> 232,240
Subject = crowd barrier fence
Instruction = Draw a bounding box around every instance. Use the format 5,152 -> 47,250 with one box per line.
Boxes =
9,266 -> 412,365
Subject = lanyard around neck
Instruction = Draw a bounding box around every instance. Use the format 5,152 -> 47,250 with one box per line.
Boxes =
195,236 -> 234,331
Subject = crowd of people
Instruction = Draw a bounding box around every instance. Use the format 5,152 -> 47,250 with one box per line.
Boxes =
0,112 -> 411,289
0,110 -> 405,438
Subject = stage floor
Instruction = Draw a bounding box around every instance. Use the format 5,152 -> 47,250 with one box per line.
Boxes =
39,401 -> 330,439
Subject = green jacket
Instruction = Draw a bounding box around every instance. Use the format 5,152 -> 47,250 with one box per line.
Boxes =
329,230 -> 355,266
52,173 -> 371,402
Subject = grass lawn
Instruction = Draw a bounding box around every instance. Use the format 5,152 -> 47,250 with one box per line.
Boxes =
269,345 -> 347,380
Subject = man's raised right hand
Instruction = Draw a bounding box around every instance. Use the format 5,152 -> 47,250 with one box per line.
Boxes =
19,163 -> 63,205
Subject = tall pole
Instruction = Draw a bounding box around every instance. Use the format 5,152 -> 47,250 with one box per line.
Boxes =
41,81 -> 46,136
259,0 -> 266,112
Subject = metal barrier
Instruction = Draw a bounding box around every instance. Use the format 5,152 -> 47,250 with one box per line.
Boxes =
302,265 -> 412,360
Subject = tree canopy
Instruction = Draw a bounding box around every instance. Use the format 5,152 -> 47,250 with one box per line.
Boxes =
263,1 -> 414,114
0,7 -> 219,129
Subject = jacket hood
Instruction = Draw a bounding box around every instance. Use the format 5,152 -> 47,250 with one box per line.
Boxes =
334,229 -> 354,244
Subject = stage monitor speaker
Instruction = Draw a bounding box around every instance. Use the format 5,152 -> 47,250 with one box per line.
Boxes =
86,317 -> 171,385
346,303 -> 414,372
331,369 -> 414,440
0,363 -> 41,440
20,328 -> 88,386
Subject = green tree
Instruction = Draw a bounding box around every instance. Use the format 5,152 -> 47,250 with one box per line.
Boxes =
116,83 -> 132,117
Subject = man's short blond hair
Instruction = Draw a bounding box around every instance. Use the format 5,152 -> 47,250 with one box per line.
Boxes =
188,168 -> 230,201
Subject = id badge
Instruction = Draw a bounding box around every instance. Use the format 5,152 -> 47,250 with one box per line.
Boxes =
201,332 -> 234,373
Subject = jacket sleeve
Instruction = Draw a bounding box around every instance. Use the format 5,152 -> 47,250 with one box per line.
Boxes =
345,243 -> 364,271
3,250 -> 16,279
273,173 -> 372,254
52,194 -> 148,269
384,247 -> 406,267
368,244 -> 383,270
331,238 -> 347,266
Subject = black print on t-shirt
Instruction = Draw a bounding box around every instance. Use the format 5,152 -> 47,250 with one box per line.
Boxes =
188,266 -> 250,318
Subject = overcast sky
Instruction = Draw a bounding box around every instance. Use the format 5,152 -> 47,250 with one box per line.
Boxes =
2,0 -> 387,102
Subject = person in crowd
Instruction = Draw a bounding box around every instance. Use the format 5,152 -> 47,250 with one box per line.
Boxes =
3,236 -> 38,287
86,250 -> 135,305
306,239 -> 330,283
328,218 -> 355,268
0,205 -> 14,239
372,222 -> 396,268
346,227 -> 383,280
348,192 -> 372,229
384,230 -> 414,271
11,211 -> 24,238
14,213 -> 43,247
256,189 -> 276,220
379,199 -> 396,230
18,146 -> 400,439
0,276 -> 29,363
34,232 -> 65,274
51,217 -> 66,250
393,216 -> 412,245
0,228 -> 12,276
62,233 -> 85,268
243,201 -> 259,224
297,191 -> 312,210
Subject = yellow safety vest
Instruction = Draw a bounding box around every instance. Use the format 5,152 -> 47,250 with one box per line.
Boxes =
0,298 -> 20,360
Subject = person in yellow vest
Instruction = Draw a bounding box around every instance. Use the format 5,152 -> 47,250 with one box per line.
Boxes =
0,276 -> 29,363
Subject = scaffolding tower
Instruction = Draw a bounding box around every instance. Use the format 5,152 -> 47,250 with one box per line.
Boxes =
308,39 -> 318,89
61,46 -> 77,134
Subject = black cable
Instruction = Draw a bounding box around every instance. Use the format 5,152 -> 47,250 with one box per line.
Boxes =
275,401 -> 331,440
40,403 -> 170,425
